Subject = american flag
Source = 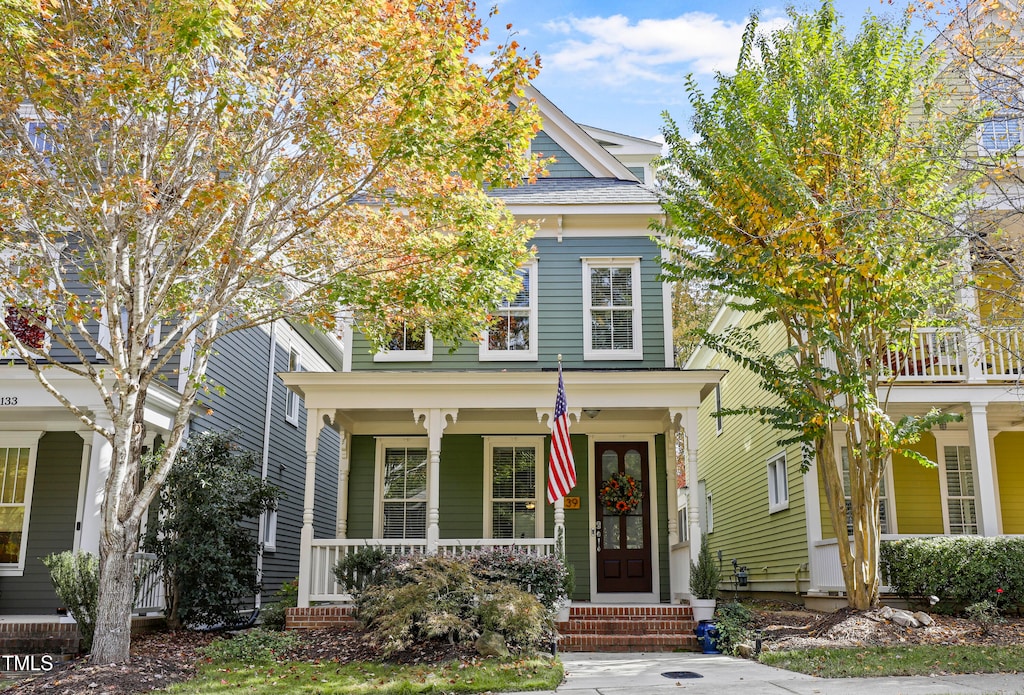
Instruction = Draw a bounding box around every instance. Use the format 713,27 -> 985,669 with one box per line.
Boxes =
547,363 -> 577,503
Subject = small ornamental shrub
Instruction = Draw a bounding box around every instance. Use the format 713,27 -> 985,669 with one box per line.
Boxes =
333,546 -> 393,594
466,549 -> 570,609
714,601 -> 753,655
477,582 -> 550,649
260,579 -> 298,631
43,551 -> 98,651
964,600 -> 1003,634
690,542 -> 722,600
200,628 -> 297,663
881,536 -> 1024,610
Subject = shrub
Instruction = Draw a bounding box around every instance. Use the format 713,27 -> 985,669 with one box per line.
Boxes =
200,628 -> 297,663
43,551 -> 98,651
714,601 -> 753,655
144,431 -> 280,629
333,546 -> 393,594
690,542 -> 722,599
965,600 -> 1003,634
260,579 -> 298,631
881,536 -> 1024,610
466,549 -> 570,610
355,554 -> 547,656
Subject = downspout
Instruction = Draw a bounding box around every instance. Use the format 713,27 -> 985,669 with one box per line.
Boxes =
256,322 -> 278,611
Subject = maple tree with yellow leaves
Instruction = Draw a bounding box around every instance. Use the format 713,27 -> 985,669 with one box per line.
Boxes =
0,0 -> 544,662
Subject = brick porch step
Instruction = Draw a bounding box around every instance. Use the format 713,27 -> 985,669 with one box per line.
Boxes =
556,605 -> 698,653
0,622 -> 79,655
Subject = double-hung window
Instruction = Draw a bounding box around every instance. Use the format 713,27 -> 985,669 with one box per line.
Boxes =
767,452 -> 789,513
375,439 -> 428,539
979,78 -> 1023,154
582,257 -> 642,360
1,252 -> 48,359
485,438 -> 542,538
481,263 -> 537,361
0,434 -> 40,575
285,347 -> 301,425
941,445 -> 978,534
840,446 -> 889,534
373,322 -> 432,362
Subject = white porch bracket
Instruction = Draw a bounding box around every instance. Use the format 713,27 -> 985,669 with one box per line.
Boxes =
297,408 -> 325,608
413,409 -> 458,553
536,407 -> 581,427
967,403 -> 1000,536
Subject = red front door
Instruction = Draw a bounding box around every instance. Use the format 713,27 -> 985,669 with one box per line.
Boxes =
594,441 -> 652,593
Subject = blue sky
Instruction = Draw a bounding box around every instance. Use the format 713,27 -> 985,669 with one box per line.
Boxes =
487,0 -> 924,142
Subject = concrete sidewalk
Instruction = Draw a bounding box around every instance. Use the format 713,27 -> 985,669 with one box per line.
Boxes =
509,652 -> 1024,694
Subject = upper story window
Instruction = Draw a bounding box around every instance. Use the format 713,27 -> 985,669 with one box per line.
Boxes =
481,263 -> 537,361
979,78 -> 1023,154
285,347 -> 301,425
582,257 -> 643,360
373,322 -> 432,362
1,253 -> 48,359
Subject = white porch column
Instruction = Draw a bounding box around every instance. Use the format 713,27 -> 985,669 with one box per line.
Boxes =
77,424 -> 112,556
683,409 -> 702,557
414,408 -> 457,553
335,427 -> 350,539
967,403 -> 1000,536
297,408 -> 324,608
665,411 -> 683,549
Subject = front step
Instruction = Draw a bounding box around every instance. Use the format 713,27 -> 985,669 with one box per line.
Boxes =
556,605 -> 699,652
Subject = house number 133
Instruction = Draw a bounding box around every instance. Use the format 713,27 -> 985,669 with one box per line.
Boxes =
0,396 -> 18,405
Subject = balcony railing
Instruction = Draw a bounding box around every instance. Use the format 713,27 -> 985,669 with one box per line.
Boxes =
308,538 -> 556,602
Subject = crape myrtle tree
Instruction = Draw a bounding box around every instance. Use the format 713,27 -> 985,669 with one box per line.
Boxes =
656,2 -> 976,609
0,0 -> 545,662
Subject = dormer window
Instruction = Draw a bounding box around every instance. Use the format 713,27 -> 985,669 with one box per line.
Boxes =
481,262 -> 538,361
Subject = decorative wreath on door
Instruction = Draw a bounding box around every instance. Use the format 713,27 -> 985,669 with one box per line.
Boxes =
599,473 -> 643,514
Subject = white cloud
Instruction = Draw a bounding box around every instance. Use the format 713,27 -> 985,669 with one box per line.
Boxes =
542,12 -> 788,84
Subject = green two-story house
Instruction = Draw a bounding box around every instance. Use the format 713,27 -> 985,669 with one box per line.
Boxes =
281,88 -> 724,614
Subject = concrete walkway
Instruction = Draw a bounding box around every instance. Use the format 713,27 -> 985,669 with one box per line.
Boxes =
509,652 -> 1024,695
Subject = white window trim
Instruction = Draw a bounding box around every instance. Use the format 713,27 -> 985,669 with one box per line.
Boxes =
714,383 -> 723,435
935,435 -> 979,535
973,71 -> 1024,157
373,326 -> 433,362
480,261 -> 538,362
96,307 -> 162,359
483,436 -> 545,538
372,437 -> 429,539
0,432 -> 42,576
834,438 -> 898,536
582,256 -> 643,360
767,452 -> 789,513
285,347 -> 301,425
261,509 -> 277,553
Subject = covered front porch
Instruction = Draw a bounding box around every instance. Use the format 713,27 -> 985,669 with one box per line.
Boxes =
281,370 -> 723,608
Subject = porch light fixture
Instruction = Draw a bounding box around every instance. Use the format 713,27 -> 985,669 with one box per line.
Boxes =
525,501 -> 536,510
583,409 -> 601,419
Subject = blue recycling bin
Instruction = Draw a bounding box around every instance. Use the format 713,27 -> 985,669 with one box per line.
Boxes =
694,619 -> 721,654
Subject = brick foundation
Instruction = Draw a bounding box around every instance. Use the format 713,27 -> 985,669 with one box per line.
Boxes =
285,606 -> 357,630
0,622 -> 80,655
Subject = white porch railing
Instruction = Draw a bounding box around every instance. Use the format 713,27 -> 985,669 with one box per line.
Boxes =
308,538 -> 555,603
133,552 -> 165,615
979,326 -> 1024,379
889,328 -> 967,382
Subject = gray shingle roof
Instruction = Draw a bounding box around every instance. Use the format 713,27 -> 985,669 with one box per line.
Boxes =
488,177 -> 660,205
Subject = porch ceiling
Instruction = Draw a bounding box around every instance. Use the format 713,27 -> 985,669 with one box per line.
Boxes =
885,400 -> 1024,432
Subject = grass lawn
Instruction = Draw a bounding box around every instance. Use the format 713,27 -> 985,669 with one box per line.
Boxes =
760,645 -> 1024,678
163,656 -> 563,694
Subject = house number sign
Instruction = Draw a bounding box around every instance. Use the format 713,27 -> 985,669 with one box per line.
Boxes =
563,496 -> 580,510
0,396 -> 17,406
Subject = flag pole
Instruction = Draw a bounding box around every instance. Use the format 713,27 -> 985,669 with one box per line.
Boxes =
553,354 -> 566,558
